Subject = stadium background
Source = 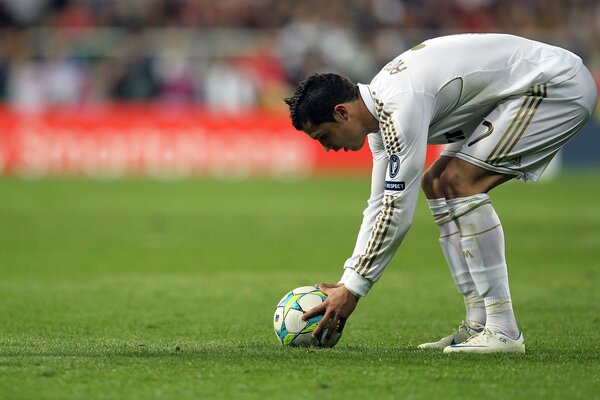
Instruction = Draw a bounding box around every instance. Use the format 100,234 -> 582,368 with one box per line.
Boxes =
0,0 -> 598,177
1,2 -> 599,399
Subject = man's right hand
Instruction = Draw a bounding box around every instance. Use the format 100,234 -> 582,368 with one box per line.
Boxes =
302,283 -> 359,339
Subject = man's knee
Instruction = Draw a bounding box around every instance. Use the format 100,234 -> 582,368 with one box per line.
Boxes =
440,159 -> 512,198
440,167 -> 467,199
421,170 -> 438,198
422,156 -> 454,199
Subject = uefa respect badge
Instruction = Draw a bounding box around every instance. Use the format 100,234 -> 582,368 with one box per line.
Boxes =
389,154 -> 400,178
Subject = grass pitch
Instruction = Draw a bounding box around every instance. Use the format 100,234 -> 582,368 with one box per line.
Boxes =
0,173 -> 599,399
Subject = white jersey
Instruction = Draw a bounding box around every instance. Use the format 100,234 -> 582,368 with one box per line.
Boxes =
339,34 -> 584,297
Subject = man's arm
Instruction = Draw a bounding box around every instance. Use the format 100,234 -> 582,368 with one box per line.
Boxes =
304,120 -> 429,337
339,125 -> 427,297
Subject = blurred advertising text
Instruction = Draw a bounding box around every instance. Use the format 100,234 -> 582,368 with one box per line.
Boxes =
0,105 -> 443,178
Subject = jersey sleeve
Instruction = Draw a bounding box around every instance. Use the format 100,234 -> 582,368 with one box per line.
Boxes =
338,93 -> 432,297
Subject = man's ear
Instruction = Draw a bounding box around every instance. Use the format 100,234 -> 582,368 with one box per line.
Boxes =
333,104 -> 350,122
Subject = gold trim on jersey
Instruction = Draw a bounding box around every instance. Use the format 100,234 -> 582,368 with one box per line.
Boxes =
384,59 -> 407,75
373,97 -> 401,155
486,84 -> 546,165
353,96 -> 402,277
354,195 -> 395,276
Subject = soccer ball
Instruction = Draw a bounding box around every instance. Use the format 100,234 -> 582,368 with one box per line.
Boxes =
273,285 -> 342,347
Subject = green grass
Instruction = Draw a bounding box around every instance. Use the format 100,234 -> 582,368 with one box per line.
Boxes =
0,173 -> 599,399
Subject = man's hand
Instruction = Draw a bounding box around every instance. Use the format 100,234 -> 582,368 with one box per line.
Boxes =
302,283 -> 359,339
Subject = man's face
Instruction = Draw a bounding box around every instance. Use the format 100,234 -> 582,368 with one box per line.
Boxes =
302,120 -> 367,152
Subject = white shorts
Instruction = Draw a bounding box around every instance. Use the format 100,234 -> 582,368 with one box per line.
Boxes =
441,66 -> 598,182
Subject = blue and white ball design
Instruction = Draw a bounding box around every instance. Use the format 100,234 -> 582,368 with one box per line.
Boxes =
273,285 -> 342,347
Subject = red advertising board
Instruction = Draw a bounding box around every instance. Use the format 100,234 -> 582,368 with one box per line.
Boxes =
0,105 -> 443,177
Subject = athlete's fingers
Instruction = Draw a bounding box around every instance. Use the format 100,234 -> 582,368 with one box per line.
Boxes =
302,301 -> 326,321
318,283 -> 340,295
325,315 -> 339,339
318,283 -> 339,289
312,309 -> 333,338
337,317 -> 347,333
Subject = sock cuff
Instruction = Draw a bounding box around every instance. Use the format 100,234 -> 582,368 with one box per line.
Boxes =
464,293 -> 485,309
447,194 -> 491,220
484,298 -> 513,314
427,198 -> 453,225
426,198 -> 446,208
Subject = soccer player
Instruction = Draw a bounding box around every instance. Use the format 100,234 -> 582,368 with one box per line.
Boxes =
284,33 -> 597,354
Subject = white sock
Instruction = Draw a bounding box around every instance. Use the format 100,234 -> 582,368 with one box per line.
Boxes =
484,298 -> 519,339
464,294 -> 486,328
447,195 -> 519,337
427,198 -> 486,327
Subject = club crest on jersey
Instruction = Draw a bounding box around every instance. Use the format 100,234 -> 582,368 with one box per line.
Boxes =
389,155 -> 400,178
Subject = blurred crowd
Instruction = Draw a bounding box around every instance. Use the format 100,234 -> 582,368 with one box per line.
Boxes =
0,0 -> 599,112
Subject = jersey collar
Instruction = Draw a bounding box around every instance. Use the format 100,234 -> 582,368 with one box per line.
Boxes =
357,83 -> 379,122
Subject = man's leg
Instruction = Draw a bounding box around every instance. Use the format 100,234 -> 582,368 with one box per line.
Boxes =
438,68 -> 596,354
418,157 -> 485,350
440,159 -> 525,354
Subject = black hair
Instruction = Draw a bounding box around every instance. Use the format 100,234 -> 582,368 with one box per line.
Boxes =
283,73 -> 359,130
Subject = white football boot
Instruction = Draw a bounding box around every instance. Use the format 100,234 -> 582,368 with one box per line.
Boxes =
418,321 -> 484,350
443,328 -> 526,354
